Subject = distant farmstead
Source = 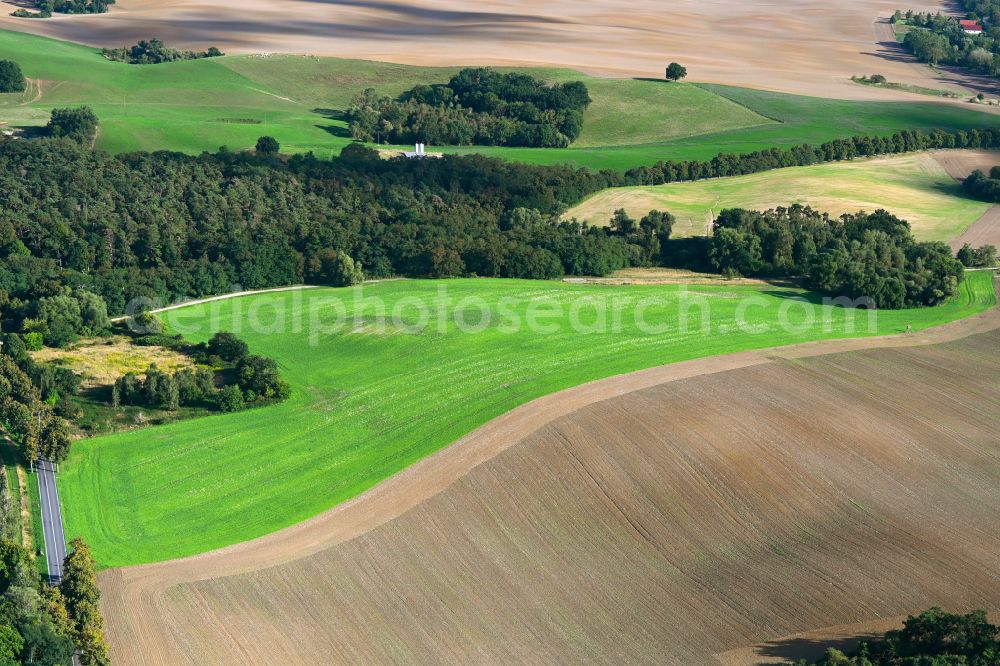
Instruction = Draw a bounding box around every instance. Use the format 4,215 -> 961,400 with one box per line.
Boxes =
959,19 -> 984,34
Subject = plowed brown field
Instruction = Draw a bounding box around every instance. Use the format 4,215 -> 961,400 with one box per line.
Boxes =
100,286 -> 1000,665
0,0 -> 982,101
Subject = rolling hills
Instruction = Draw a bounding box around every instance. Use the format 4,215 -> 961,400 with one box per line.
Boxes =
2,30 -> 1000,170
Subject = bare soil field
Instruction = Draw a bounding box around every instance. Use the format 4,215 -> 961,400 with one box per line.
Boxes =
99,287 -> 1000,665
932,149 -> 1000,180
0,0 -> 988,102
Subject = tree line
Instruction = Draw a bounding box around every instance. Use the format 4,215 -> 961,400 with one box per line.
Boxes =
346,67 -> 591,148
797,607 -> 998,666
12,0 -> 113,17
623,127 -> 1000,185
102,38 -> 224,65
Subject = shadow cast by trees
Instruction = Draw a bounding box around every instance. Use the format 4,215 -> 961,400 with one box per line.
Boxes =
312,108 -> 351,138
748,631 -> 882,664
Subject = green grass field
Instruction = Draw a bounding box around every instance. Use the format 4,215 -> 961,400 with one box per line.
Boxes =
26,467 -> 47,577
565,153 -> 993,241
1,30 -> 998,170
60,273 -> 997,568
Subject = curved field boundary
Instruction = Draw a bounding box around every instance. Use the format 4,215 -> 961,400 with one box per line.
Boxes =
108,285 -> 319,323
99,277 -> 1000,664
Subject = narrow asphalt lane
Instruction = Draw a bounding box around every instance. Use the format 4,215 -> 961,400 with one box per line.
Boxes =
36,459 -> 68,585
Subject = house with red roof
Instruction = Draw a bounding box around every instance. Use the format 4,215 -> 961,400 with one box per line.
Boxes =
959,19 -> 984,34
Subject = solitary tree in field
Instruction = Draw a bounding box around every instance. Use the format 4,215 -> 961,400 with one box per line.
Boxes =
255,135 -> 279,155
0,60 -> 26,94
665,62 -> 688,82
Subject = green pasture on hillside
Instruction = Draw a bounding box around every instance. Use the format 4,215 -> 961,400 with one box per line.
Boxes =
1,29 -> 998,170
60,274 -> 997,568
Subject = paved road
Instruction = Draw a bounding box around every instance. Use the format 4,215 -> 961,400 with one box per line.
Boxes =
35,459 -> 68,585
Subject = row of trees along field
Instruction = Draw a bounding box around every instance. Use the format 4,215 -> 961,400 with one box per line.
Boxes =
11,0 -> 113,17
0,536 -> 108,664
797,607 -> 998,666
347,68 -> 592,147
892,9 -> 1000,78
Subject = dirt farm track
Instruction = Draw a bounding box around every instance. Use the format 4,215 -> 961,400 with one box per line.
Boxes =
100,286 -> 1000,665
0,0 -> 993,102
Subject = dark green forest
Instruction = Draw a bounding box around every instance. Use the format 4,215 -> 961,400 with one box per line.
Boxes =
347,68 -> 591,148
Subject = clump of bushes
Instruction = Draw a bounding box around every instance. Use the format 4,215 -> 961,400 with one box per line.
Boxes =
347,67 -> 591,148
102,38 -> 223,65
852,73 -> 887,84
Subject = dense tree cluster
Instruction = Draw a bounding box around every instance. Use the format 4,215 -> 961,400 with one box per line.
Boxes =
0,61 -> 25,94
110,331 -> 288,413
957,242 -> 998,267
963,166 -> 1000,201
46,106 -> 98,143
60,538 -> 110,665
102,38 -> 223,65
704,206 -> 965,309
112,364 -> 214,412
347,68 -> 591,148
624,127 -> 1000,185
797,607 -> 999,666
19,287 -> 111,348
893,9 -> 1000,78
19,0 -> 113,15
0,540 -> 76,664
